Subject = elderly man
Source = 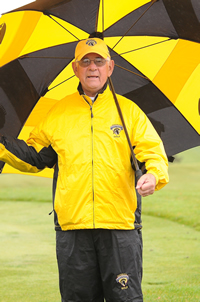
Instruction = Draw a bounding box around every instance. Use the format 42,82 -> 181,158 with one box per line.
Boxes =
0,38 -> 169,302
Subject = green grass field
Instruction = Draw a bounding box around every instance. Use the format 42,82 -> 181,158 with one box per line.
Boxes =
0,147 -> 200,301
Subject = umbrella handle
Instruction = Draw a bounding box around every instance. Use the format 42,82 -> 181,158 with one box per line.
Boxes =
108,77 -> 142,182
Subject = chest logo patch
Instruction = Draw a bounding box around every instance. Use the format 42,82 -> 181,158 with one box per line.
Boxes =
110,124 -> 123,137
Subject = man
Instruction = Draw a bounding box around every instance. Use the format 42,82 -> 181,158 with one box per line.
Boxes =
0,38 -> 169,302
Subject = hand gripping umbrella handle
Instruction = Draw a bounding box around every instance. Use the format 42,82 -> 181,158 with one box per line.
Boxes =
108,77 -> 143,182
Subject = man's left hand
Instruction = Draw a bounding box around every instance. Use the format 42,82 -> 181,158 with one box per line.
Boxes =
136,173 -> 156,197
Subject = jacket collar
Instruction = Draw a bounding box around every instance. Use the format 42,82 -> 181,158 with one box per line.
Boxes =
77,81 -> 108,100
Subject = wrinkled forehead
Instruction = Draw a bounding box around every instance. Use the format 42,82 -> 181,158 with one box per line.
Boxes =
81,52 -> 104,59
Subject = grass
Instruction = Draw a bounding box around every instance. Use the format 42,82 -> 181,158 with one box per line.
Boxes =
142,147 -> 200,301
0,201 -> 60,302
142,216 -> 200,301
143,147 -> 200,231
0,175 -> 52,202
0,147 -> 200,301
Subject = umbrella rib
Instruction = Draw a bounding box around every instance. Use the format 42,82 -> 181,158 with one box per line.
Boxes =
46,74 -> 76,93
115,64 -> 148,80
112,0 -> 158,50
48,15 -> 80,41
21,55 -> 74,59
112,38 -> 172,56
102,0 -> 104,38
95,1 -> 100,32
95,0 -> 104,38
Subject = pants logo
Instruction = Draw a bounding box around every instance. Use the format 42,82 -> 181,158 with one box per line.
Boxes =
116,273 -> 129,289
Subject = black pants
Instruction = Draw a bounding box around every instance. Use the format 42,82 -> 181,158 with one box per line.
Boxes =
56,229 -> 143,302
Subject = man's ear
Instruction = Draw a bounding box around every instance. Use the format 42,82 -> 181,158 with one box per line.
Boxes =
108,60 -> 115,77
72,62 -> 78,76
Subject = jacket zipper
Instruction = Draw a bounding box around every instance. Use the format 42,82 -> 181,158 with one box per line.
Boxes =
83,96 -> 95,228
90,106 -> 95,228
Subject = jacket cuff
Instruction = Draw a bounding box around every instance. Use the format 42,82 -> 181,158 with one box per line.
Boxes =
146,171 -> 159,186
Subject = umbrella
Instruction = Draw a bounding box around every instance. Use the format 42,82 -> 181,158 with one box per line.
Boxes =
0,0 -> 200,177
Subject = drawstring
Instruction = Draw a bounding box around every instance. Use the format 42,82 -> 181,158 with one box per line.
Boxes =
49,209 -> 54,215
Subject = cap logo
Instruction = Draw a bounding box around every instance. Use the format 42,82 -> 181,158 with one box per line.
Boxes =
86,39 -> 97,47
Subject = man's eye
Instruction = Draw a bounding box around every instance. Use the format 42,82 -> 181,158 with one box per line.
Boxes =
95,58 -> 103,63
82,59 -> 90,64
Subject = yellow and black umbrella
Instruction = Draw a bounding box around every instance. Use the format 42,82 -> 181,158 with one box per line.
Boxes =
0,0 -> 200,177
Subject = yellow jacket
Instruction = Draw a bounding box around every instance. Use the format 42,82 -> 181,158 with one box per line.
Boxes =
0,85 -> 169,230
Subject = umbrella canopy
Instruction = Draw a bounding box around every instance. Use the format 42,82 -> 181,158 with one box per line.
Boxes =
0,0 -> 200,177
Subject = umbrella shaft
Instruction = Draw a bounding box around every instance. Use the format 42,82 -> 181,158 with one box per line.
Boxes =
108,77 -> 140,172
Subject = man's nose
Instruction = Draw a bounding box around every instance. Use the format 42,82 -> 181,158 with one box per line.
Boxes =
88,60 -> 97,69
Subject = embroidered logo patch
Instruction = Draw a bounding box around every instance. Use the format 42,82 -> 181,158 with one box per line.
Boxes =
116,273 -> 129,289
86,39 -> 97,47
110,124 -> 123,137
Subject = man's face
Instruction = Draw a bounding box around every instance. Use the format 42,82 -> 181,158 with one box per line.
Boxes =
72,53 -> 114,97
